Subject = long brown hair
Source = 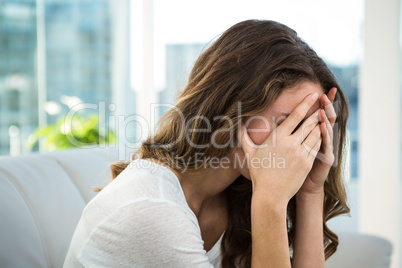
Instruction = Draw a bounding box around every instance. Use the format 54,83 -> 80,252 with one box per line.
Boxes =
102,20 -> 350,267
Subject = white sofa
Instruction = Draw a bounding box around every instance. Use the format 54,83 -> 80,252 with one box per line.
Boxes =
0,148 -> 393,268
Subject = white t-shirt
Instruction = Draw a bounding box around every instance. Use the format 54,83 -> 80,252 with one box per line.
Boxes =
64,159 -> 223,268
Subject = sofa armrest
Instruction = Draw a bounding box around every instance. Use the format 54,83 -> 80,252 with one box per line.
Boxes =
326,232 -> 393,268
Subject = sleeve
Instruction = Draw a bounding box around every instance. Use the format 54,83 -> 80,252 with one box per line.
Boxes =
77,199 -> 214,268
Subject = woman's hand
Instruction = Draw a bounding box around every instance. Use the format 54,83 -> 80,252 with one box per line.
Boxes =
299,87 -> 337,195
239,92 -> 322,205
292,89 -> 337,268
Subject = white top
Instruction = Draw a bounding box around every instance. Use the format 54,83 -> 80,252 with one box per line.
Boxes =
64,159 -> 223,268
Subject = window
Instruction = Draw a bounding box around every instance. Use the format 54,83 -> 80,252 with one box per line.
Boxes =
7,89 -> 20,111
0,0 -> 363,181
0,0 -> 131,155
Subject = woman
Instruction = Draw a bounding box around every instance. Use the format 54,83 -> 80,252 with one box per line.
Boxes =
64,20 -> 349,268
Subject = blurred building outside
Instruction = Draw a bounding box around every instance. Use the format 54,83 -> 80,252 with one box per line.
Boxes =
0,0 -> 134,156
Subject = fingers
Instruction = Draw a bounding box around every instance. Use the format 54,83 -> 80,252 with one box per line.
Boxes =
320,122 -> 331,152
279,92 -> 319,136
318,109 -> 335,165
309,137 -> 322,159
320,90 -> 337,127
294,109 -> 320,143
302,124 -> 321,157
320,109 -> 333,141
326,87 -> 337,103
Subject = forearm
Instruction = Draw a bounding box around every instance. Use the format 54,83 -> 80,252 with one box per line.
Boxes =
251,192 -> 291,268
292,191 -> 325,268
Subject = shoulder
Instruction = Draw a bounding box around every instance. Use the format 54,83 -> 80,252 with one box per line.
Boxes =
78,199 -> 209,267
118,158 -> 185,200
91,158 -> 186,206
80,158 -> 192,232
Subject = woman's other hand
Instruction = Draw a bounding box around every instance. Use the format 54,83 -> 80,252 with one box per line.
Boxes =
298,87 -> 337,196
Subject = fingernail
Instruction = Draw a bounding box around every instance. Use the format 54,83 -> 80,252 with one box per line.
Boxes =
311,93 -> 318,100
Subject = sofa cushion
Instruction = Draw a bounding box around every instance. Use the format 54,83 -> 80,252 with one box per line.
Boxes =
0,172 -> 48,268
0,155 -> 85,268
43,147 -> 120,203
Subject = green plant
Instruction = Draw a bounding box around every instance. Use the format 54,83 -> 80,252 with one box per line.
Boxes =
28,114 -> 116,151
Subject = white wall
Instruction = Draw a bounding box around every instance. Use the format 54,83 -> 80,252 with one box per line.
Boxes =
359,0 -> 402,268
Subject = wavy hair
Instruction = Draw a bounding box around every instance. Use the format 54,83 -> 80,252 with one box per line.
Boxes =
100,20 -> 350,267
